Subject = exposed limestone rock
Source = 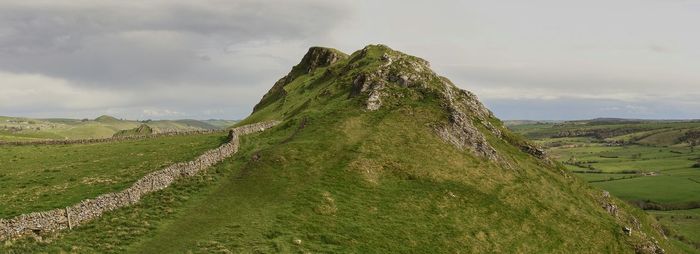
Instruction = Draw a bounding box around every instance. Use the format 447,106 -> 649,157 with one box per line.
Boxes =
349,45 -> 419,110
604,203 -> 618,217
635,237 -> 665,254
623,226 -> 632,236
517,142 -> 547,159
435,81 -> 501,161
351,72 -> 387,111
348,45 -> 506,162
597,191 -> 665,254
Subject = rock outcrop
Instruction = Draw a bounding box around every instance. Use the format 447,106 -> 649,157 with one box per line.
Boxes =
598,190 -> 665,254
347,45 -> 505,162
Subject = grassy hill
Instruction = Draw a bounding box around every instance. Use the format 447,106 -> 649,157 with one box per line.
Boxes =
112,124 -> 154,137
1,46 -> 677,253
0,116 -> 237,141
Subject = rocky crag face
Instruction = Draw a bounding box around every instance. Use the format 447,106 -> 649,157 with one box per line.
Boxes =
242,45 -> 671,253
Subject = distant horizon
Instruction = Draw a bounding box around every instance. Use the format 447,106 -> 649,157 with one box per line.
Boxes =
3,113 -> 699,123
502,118 -> 700,122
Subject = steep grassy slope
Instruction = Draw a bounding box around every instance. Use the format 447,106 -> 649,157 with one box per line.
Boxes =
0,45 -> 677,253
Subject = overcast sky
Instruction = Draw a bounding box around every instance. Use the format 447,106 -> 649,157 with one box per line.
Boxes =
1,0 -> 698,120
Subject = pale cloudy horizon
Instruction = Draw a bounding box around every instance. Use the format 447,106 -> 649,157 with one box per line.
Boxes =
1,0 -> 698,120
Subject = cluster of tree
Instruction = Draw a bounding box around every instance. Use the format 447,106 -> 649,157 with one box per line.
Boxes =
565,157 -> 605,171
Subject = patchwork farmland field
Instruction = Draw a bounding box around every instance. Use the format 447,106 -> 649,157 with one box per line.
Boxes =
508,119 -> 700,250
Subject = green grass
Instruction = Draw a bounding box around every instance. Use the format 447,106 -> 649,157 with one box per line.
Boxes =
591,175 -> 700,204
0,133 -> 227,218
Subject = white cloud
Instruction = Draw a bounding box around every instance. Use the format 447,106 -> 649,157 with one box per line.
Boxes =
0,71 -> 122,109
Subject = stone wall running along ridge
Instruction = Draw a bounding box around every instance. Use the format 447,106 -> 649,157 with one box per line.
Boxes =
0,120 -> 280,241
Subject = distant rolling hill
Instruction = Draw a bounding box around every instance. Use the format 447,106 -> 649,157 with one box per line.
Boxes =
508,118 -> 700,146
0,115 -> 238,141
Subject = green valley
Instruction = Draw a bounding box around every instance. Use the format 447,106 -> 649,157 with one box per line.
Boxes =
508,119 -> 700,250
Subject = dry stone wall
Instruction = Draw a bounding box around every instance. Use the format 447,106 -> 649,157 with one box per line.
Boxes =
0,120 -> 280,241
0,129 -> 229,146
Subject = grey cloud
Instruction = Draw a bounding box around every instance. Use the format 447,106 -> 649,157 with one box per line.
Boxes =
0,1 -> 345,51
0,0 -> 347,86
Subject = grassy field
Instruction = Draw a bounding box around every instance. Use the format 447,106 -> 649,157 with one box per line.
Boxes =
0,133 -> 227,218
509,119 -> 700,251
545,142 -> 700,207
